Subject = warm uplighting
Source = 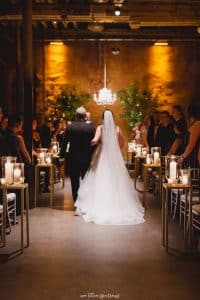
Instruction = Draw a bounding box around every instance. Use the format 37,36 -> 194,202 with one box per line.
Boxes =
154,41 -> 168,46
94,64 -> 116,105
50,41 -> 64,45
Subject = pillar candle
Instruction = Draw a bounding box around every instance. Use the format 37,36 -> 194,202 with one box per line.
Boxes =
182,174 -> 189,184
153,151 -> 159,164
5,161 -> 13,184
52,145 -> 58,155
39,152 -> 45,163
14,167 -> 21,183
169,160 -> 177,181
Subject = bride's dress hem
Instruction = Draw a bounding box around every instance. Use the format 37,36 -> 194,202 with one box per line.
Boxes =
75,204 -> 145,226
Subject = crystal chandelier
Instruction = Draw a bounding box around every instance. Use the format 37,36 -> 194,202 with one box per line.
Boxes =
94,63 -> 116,105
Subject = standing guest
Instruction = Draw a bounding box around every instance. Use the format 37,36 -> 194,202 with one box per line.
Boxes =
5,115 -> 24,162
168,105 -> 188,155
131,122 -> 143,144
32,119 -> 41,150
85,111 -> 93,124
52,119 -> 65,147
38,118 -> 52,149
0,106 -> 6,156
147,111 -> 160,148
140,116 -> 153,149
60,107 -> 95,203
1,115 -> 9,133
17,133 -> 31,166
180,103 -> 200,168
155,111 -> 175,155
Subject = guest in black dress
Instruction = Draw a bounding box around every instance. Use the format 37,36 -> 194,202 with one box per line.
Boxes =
5,115 -> 24,162
168,105 -> 188,155
180,103 -> 200,168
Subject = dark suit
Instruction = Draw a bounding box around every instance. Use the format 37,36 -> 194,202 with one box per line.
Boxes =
60,120 -> 95,201
155,123 -> 176,155
5,128 -> 23,162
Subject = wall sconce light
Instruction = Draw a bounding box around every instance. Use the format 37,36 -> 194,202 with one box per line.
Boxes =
154,41 -> 168,46
50,41 -> 64,45
111,48 -> 120,55
197,26 -> 200,34
114,6 -> 121,16
129,22 -> 140,30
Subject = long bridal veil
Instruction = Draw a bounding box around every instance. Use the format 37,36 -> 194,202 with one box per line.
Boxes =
75,110 -> 145,225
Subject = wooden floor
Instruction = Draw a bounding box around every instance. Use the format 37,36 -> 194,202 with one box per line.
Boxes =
0,178 -> 200,300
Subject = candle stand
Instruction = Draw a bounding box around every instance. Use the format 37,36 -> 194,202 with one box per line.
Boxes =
0,183 -> 29,252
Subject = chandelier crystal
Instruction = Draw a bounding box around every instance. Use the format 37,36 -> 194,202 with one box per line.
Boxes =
94,63 -> 116,105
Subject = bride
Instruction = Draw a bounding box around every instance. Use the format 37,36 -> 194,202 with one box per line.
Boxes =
75,110 -> 145,225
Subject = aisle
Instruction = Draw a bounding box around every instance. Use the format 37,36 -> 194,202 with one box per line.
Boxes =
0,178 -> 200,300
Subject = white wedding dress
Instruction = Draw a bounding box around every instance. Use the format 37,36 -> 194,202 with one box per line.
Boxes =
75,110 -> 145,225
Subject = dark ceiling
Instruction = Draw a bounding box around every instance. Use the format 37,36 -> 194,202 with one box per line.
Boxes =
0,0 -> 200,41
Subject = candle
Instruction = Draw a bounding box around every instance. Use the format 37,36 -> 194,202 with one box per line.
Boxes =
5,161 -> 13,184
52,145 -> 58,155
169,160 -> 177,181
142,149 -> 147,157
39,152 -> 45,164
0,178 -> 6,185
153,151 -> 159,164
20,177 -> 25,183
46,157 -> 51,164
181,174 -> 189,184
14,167 -> 21,183
146,157 -> 151,164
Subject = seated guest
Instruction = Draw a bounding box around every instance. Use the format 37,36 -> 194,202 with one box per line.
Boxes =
5,115 -> 24,162
180,103 -> 200,168
155,111 -> 175,155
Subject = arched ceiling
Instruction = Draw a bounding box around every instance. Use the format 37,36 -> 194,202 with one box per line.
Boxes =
0,0 -> 200,40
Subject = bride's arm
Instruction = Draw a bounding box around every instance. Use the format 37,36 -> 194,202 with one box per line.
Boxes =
117,126 -> 124,149
91,125 -> 102,146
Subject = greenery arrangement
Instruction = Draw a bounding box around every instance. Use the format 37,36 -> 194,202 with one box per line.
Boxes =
118,81 -> 164,127
46,86 -> 91,121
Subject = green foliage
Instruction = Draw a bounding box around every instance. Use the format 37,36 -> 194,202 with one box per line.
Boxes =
47,86 -> 91,121
118,82 -> 163,127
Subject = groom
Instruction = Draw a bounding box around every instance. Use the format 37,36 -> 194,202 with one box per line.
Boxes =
60,107 -> 95,202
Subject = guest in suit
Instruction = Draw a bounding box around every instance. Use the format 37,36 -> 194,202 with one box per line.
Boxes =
38,118 -> 52,149
60,107 -> 95,202
155,111 -> 175,155
5,115 -> 24,162
147,111 -> 160,148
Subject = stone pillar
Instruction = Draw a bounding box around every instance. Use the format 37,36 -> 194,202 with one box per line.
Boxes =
22,0 -> 34,207
22,0 -> 33,156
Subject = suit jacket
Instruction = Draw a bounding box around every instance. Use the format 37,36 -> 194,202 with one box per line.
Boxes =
155,123 -> 176,155
60,120 -> 95,165
5,128 -> 23,162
